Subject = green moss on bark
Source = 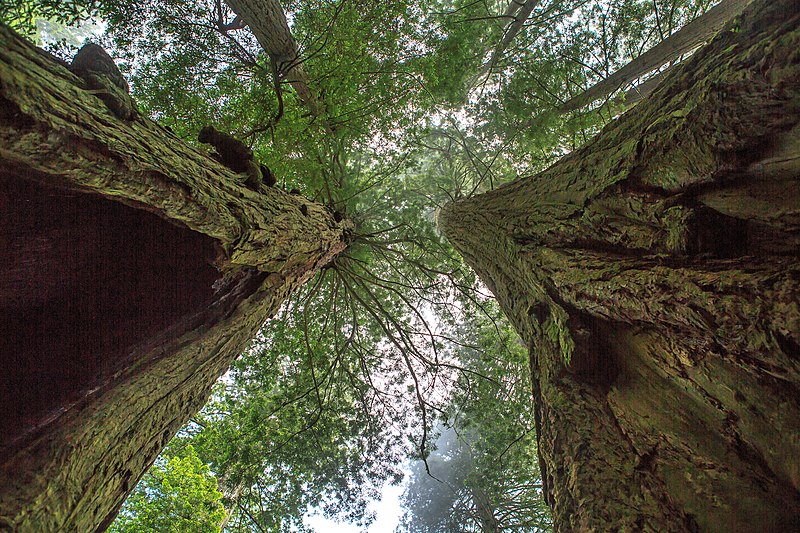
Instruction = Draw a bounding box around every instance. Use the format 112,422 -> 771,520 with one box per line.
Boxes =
441,0 -> 800,530
0,24 -> 348,532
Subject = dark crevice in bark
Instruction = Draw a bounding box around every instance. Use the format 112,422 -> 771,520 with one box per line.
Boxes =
0,95 -> 34,129
775,332 -> 800,360
732,347 -> 800,383
527,342 -> 552,509
725,415 -> 778,489
562,309 -> 622,389
685,203 -> 749,258
0,175 -> 223,453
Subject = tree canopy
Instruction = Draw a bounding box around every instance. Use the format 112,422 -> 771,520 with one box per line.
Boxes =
108,444 -> 227,533
2,0 -> 728,530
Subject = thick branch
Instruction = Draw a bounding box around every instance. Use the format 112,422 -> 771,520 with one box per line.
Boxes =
486,1 -> 541,74
469,0 -> 542,87
224,0 -> 319,114
560,0 -> 754,112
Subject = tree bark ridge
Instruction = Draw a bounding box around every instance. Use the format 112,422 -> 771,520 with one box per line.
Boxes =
441,0 -> 800,530
0,24 -> 347,531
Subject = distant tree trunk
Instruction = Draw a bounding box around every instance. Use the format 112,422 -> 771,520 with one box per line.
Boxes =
218,477 -> 247,530
560,0 -> 753,112
442,1 -> 800,531
469,0 -> 542,87
618,62 -> 675,106
225,0 -> 319,114
0,25 -> 347,532
470,486 -> 500,532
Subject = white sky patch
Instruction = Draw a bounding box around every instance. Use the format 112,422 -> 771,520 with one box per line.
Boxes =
303,474 -> 408,533
36,17 -> 105,50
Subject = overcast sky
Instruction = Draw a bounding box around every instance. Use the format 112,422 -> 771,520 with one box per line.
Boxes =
304,479 -> 406,533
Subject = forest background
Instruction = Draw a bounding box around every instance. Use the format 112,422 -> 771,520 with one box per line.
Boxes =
2,0 -> 724,530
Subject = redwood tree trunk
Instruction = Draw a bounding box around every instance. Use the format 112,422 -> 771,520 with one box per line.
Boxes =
0,26 -> 347,531
442,0 -> 800,530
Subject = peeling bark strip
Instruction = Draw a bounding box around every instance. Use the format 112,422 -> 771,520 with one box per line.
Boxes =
0,25 -> 347,532
442,0 -> 800,531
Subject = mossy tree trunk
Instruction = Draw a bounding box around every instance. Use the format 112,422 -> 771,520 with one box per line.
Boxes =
0,25 -> 348,532
442,0 -> 800,530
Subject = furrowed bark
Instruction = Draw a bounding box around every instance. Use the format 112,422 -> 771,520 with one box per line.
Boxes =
0,25 -> 348,531
442,0 -> 800,530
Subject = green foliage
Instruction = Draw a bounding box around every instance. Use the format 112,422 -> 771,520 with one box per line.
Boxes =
11,0 -> 721,529
0,0 -> 95,36
109,444 -> 226,533
398,307 -> 553,532
177,306 -> 411,531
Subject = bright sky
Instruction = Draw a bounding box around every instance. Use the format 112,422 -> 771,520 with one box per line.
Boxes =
303,478 -> 406,533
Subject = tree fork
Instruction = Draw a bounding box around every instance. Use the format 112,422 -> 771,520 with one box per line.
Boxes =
441,0 -> 800,530
0,25 -> 348,531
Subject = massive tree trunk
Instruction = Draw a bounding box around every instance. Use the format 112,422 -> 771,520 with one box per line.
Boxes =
441,0 -> 800,530
0,25 -> 347,531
